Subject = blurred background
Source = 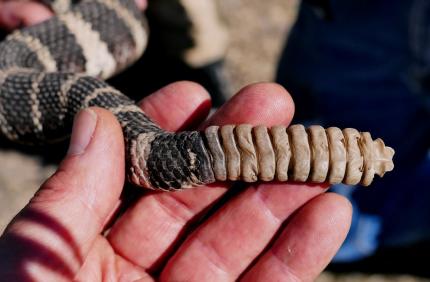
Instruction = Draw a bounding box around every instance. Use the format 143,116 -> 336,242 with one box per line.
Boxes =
1,0 -> 430,281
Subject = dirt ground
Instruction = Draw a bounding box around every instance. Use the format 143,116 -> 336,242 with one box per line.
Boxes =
0,0 -> 429,281
216,0 -> 299,94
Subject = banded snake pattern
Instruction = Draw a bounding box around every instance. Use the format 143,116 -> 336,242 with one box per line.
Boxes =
0,0 -> 395,191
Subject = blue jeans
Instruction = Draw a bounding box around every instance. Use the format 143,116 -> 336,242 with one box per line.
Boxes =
277,0 -> 430,262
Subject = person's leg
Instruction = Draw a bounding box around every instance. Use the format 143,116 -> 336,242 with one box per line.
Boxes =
277,0 -> 430,262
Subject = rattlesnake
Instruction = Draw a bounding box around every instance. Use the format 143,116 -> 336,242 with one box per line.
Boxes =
0,0 -> 395,191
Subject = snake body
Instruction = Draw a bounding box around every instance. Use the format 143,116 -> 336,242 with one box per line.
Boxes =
0,0 -> 395,191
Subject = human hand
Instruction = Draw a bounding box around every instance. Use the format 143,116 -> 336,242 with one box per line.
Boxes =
0,82 -> 352,281
0,0 -> 147,30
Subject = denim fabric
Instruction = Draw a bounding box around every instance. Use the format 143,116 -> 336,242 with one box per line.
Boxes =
277,0 -> 430,262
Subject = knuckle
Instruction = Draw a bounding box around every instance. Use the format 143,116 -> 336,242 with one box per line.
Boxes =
32,169 -> 76,205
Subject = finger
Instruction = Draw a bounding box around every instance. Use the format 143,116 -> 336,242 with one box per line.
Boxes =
0,1 -> 53,30
137,81 -> 212,131
0,0 -> 145,31
159,181 -> 328,281
108,83 -> 295,272
202,82 -> 295,127
134,0 -> 147,10
242,193 -> 352,282
0,108 -> 125,280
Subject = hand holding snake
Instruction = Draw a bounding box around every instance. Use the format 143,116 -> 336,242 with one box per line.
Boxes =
0,1 -> 391,279
0,80 -> 352,281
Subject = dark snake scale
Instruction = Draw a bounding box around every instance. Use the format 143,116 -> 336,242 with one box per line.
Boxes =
0,0 -> 395,191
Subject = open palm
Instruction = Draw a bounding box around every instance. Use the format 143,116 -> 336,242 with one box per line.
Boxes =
0,82 -> 351,281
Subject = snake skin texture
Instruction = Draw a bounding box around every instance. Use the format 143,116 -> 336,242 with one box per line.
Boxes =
0,0 -> 395,191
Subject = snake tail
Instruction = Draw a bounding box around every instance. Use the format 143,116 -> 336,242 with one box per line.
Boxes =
129,124 -> 394,191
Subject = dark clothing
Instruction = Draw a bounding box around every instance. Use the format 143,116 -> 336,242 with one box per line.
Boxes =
277,0 -> 430,261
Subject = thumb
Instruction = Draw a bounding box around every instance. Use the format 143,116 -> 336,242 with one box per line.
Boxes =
0,108 -> 125,280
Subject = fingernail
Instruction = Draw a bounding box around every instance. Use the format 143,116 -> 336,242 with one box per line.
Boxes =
67,109 -> 98,156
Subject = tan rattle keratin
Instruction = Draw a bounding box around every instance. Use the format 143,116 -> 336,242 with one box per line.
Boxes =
204,124 -> 395,186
